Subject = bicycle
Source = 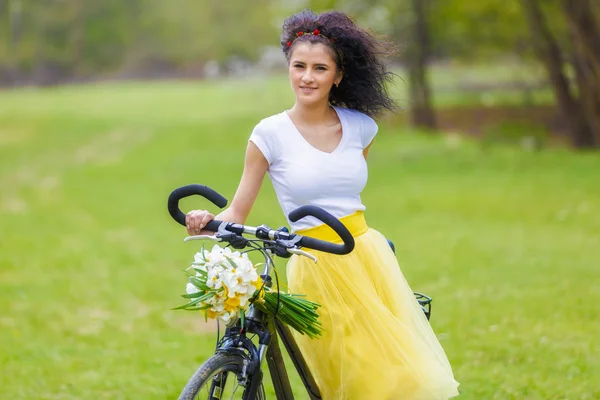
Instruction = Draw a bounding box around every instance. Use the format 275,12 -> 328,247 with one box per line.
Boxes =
168,184 -> 433,400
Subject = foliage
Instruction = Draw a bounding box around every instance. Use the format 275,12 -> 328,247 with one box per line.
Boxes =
1,0 -> 280,84
0,0 -> 572,85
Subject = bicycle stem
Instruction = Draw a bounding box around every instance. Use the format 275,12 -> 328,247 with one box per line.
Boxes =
262,249 -> 273,278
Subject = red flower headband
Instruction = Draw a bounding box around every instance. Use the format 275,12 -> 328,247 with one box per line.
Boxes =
286,29 -> 334,47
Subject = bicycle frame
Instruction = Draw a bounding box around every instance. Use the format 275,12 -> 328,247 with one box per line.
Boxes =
212,250 -> 321,400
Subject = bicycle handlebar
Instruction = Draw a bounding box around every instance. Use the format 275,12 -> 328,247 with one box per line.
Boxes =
288,205 -> 355,255
167,184 -> 355,255
167,184 -> 228,226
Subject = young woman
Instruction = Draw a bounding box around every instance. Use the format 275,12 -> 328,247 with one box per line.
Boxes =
186,10 -> 459,399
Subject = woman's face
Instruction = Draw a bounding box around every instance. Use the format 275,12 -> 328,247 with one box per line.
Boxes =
288,42 -> 341,107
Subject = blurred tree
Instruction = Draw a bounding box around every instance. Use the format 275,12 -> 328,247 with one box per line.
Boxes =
31,0 -> 75,85
76,0 -> 139,76
0,0 -> 279,84
428,0 -> 532,60
4,0 -> 23,83
520,0 -> 598,148
561,0 -> 600,146
404,0 -> 436,130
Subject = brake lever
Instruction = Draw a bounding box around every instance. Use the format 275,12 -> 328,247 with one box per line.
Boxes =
287,248 -> 318,264
183,222 -> 240,243
184,235 -> 221,242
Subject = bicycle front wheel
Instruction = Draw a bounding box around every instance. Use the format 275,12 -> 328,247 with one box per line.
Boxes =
178,353 -> 266,400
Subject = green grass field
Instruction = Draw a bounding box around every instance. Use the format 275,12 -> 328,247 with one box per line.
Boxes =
1,74 -> 599,399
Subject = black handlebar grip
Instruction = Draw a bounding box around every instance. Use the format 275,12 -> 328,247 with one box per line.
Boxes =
167,184 -> 228,227
298,236 -> 353,255
202,220 -> 223,232
288,205 -> 355,255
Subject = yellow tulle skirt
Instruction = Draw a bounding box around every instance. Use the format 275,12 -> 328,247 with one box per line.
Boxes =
286,212 -> 460,399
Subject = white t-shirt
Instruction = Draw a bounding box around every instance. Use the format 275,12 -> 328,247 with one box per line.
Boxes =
249,106 -> 378,232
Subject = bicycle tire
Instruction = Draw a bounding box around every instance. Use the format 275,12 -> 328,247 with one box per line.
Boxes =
178,353 -> 266,400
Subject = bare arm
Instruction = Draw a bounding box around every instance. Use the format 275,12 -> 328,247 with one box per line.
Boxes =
215,142 -> 268,224
186,142 -> 268,234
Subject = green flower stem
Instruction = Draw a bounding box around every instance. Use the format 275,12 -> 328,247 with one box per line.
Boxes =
255,292 -> 324,338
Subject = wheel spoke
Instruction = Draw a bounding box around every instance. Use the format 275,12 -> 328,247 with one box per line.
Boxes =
229,380 -> 240,399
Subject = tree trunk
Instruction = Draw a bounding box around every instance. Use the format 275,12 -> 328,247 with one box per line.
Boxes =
562,0 -> 600,146
520,0 -> 596,148
7,0 -> 23,84
72,0 -> 85,77
571,58 -> 600,145
407,0 -> 436,131
562,0 -> 600,76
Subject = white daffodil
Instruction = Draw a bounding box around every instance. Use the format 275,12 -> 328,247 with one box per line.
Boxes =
239,291 -> 256,307
234,255 -> 252,269
227,271 -> 256,297
193,248 -> 209,262
206,266 -> 224,289
207,294 -> 226,311
192,249 -> 209,271
234,277 -> 253,296
221,246 -> 242,260
186,282 -> 200,295
210,301 -> 225,314
237,263 -> 259,285
220,270 -> 241,298
219,261 -> 259,298
202,244 -> 232,268
219,310 -> 237,324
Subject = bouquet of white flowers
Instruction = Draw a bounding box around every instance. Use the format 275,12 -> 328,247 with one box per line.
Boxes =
175,244 -> 323,338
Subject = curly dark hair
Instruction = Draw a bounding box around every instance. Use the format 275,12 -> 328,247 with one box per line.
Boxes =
280,9 -> 398,118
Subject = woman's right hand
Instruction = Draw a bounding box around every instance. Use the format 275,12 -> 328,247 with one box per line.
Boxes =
186,209 -> 215,236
